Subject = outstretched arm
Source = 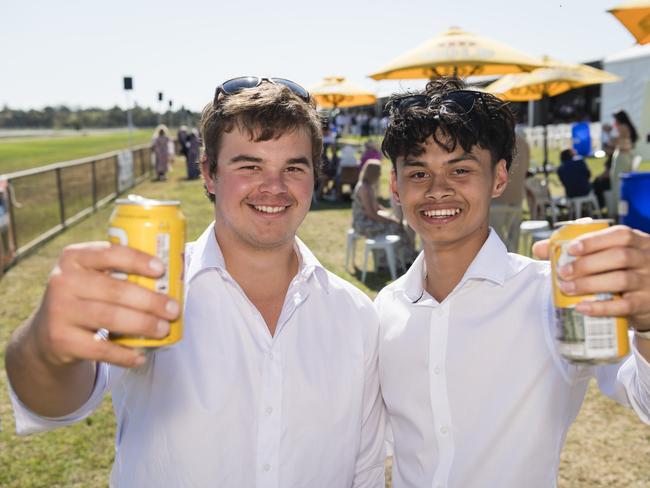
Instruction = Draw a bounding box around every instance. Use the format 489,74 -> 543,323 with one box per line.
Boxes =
5,242 -> 179,417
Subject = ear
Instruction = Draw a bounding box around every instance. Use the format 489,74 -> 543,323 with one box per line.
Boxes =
491,159 -> 508,199
200,154 -> 216,195
390,169 -> 400,204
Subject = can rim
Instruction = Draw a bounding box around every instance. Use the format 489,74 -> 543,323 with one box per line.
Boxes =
116,194 -> 180,207
553,219 -> 613,228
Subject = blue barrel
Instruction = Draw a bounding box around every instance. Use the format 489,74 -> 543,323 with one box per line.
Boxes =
571,122 -> 591,156
620,172 -> 650,233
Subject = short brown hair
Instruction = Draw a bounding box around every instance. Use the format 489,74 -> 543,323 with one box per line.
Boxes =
199,83 -> 323,202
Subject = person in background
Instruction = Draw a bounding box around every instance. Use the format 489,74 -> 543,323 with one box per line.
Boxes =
557,148 -> 592,198
360,140 -> 382,171
610,110 -> 639,215
352,159 -> 415,269
185,128 -> 201,180
177,125 -> 189,166
490,124 -> 530,250
593,123 -> 617,209
151,125 -> 172,181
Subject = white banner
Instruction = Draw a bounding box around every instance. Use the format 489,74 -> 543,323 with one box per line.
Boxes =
117,150 -> 135,192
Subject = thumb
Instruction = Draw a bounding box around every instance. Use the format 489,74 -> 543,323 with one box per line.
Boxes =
532,239 -> 550,260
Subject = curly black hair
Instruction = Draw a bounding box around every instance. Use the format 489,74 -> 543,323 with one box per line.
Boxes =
381,77 -> 516,171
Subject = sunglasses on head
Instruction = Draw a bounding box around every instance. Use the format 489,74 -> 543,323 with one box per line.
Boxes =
391,89 -> 492,116
213,76 -> 310,105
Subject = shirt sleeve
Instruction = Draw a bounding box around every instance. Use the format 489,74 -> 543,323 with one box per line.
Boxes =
352,303 -> 387,488
9,361 -> 113,435
596,336 -> 650,425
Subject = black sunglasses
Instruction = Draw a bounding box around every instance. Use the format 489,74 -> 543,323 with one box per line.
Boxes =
213,76 -> 310,105
391,89 -> 492,116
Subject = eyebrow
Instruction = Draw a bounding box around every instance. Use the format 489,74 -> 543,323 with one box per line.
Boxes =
228,154 -> 312,167
402,152 -> 480,167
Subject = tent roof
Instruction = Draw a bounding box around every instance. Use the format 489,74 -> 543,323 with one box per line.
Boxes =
603,43 -> 650,64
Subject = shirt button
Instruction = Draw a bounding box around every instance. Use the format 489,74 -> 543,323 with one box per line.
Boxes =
263,463 -> 271,472
433,366 -> 441,375
265,406 -> 273,415
440,425 -> 448,435
269,352 -> 274,360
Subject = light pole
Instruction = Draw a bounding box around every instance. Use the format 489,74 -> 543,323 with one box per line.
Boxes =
157,92 -> 164,125
168,100 -> 173,128
123,76 -> 134,149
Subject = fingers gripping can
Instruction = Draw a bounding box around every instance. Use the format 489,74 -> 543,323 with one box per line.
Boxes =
550,220 -> 629,364
108,195 -> 185,347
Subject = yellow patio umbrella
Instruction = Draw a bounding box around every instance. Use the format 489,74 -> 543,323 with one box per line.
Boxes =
608,0 -> 650,44
484,57 -> 622,101
368,27 -> 544,80
485,57 -> 621,168
308,76 -> 377,108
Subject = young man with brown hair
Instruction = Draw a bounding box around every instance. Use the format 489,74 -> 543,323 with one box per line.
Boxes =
6,77 -> 385,487
377,77 -> 650,487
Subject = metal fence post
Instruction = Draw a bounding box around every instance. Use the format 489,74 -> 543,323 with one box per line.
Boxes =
55,168 -> 66,227
114,155 -> 120,195
91,159 -> 97,209
7,181 -> 18,256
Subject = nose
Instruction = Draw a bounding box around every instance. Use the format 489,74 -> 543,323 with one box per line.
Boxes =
425,173 -> 454,200
259,171 -> 288,194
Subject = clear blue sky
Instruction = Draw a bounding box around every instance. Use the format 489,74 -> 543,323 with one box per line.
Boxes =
2,0 -> 637,112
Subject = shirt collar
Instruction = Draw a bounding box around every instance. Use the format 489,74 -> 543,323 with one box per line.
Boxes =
398,228 -> 508,303
185,222 -> 329,292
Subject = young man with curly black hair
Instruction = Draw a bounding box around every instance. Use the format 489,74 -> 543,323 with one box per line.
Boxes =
377,77 -> 650,488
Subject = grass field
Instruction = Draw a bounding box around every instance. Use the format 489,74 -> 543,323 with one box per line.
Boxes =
0,130 -> 152,174
0,140 -> 649,486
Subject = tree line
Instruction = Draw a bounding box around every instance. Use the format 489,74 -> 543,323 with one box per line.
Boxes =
0,105 -> 199,129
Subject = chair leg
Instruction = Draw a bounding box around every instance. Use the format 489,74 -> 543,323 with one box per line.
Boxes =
385,245 -> 398,281
361,244 -> 370,283
345,234 -> 352,270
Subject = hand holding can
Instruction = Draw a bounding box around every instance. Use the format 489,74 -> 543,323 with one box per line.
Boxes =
108,195 -> 186,348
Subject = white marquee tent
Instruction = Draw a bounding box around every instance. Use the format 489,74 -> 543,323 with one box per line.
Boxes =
601,43 -> 650,160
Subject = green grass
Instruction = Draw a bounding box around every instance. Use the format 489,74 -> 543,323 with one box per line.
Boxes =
0,144 -> 649,486
0,130 -> 153,174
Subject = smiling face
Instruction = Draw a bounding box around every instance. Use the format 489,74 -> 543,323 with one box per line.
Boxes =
201,125 -> 314,253
392,133 -> 508,257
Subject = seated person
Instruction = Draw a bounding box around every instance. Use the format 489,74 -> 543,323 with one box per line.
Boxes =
557,148 -> 592,198
359,140 -> 382,170
593,156 -> 612,209
352,159 -> 415,268
335,145 -> 360,200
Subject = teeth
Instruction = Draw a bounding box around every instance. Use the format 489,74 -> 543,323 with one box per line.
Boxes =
423,208 -> 461,217
254,205 -> 286,214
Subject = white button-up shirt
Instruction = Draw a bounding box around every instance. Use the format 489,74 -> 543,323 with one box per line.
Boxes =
376,229 -> 650,488
10,223 -> 385,487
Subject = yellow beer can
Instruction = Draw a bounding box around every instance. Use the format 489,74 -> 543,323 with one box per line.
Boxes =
550,220 -> 629,364
108,194 -> 185,347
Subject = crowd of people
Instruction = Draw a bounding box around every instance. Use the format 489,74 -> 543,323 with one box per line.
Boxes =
5,77 -> 650,488
150,124 -> 203,181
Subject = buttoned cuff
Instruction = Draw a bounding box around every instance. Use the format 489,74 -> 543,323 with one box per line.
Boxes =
8,361 -> 110,435
617,340 -> 650,425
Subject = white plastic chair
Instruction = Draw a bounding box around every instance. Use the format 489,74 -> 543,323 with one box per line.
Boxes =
567,192 -> 601,219
345,228 -> 363,271
519,220 -> 550,256
361,235 -> 401,282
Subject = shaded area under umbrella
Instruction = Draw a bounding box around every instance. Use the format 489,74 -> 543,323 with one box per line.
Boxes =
485,58 -> 621,170
368,27 -> 543,80
608,0 -> 650,44
308,76 -> 376,109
